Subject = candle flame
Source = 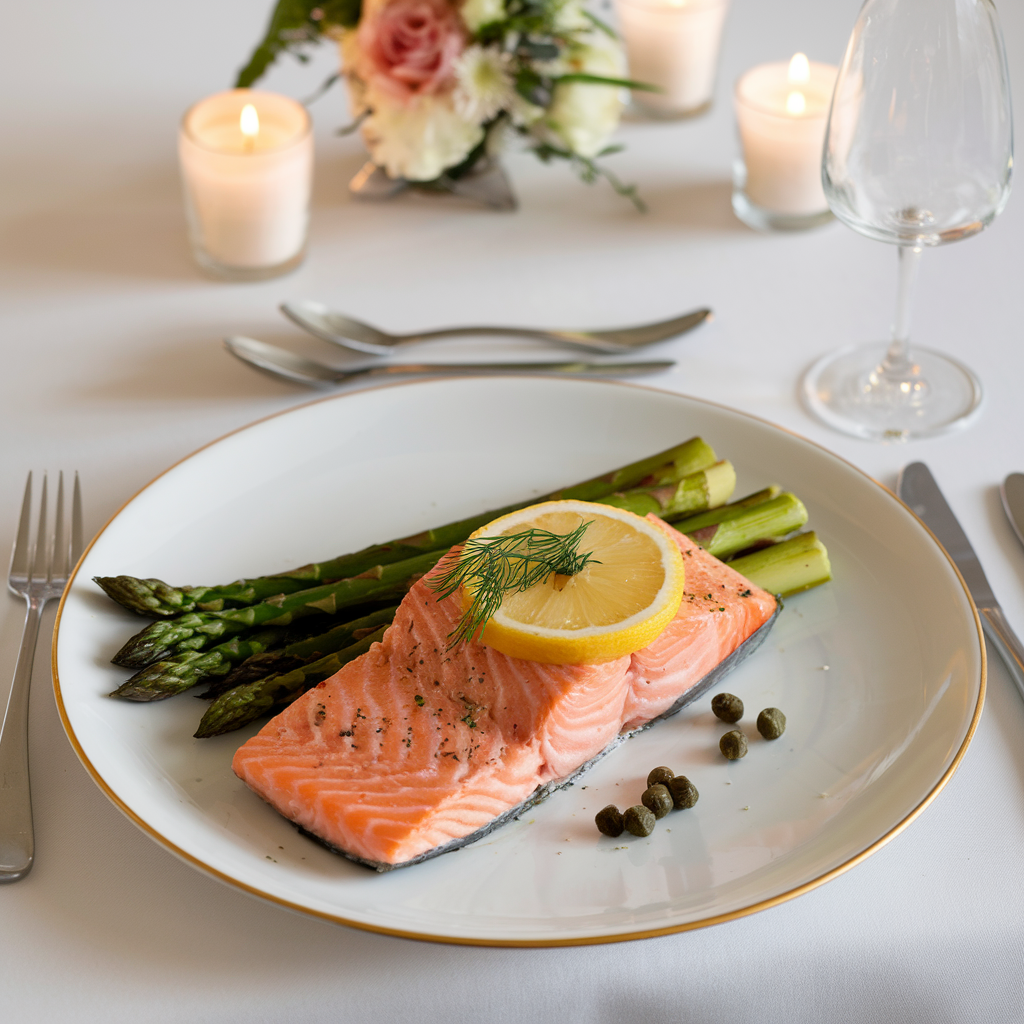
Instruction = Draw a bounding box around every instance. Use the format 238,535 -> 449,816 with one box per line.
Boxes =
788,53 -> 810,84
786,91 -> 807,115
240,104 -> 260,139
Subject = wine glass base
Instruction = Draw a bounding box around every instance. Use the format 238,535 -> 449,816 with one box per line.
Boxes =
801,342 -> 984,441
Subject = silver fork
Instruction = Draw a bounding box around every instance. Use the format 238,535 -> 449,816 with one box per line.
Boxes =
281,300 -> 712,356
1,472 -> 82,882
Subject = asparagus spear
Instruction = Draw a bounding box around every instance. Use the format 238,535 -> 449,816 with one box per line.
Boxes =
193,519 -> 833,738
728,531 -> 833,596
199,604 -> 399,699
672,492 -> 808,560
194,528 -> 835,739
669,486 -> 781,535
601,461 -> 736,518
194,626 -> 388,738
95,437 -> 717,618
111,606 -> 400,702
109,628 -> 288,702
111,550 -> 443,669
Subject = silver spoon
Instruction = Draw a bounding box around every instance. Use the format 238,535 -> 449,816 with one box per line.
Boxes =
280,300 -> 712,356
224,336 -> 674,389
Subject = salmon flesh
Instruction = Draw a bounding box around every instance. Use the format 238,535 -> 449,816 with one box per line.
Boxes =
232,518 -> 779,870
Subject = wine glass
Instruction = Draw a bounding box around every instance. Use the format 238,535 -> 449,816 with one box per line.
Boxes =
802,0 -> 1013,441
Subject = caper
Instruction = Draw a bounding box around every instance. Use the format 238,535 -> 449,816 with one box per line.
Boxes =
757,707 -> 786,740
642,784 -> 673,819
623,804 -> 656,837
711,692 -> 744,723
719,730 -> 748,760
595,804 -> 624,837
667,775 -> 699,809
647,765 -> 675,788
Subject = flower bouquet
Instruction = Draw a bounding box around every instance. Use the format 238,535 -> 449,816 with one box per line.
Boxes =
237,0 -> 648,207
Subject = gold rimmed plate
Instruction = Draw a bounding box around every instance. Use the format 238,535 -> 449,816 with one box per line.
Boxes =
52,378 -> 984,945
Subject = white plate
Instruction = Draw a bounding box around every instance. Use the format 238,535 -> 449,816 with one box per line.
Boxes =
53,378 -> 985,946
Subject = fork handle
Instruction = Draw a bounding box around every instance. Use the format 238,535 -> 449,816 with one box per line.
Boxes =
0,597 -> 40,882
400,327 -> 625,353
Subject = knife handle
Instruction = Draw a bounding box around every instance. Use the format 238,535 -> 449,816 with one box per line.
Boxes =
981,606 -> 1024,705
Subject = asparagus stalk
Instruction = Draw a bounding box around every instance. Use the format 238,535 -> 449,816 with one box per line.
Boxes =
672,492 -> 808,561
600,461 -> 736,518
111,605 -> 401,702
111,550 -> 443,669
194,626 -> 388,738
669,486 -> 781,535
194,528 -> 835,738
729,531 -> 832,597
94,437 -> 717,618
199,604 -> 399,699
109,627 -> 289,701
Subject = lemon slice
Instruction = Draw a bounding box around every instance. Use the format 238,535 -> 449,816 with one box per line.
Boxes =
464,500 -> 685,665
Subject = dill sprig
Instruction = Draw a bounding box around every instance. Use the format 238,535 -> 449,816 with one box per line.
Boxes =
427,522 -> 598,649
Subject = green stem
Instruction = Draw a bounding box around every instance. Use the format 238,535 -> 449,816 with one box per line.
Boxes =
198,604 -> 399,699
94,437 -> 717,618
668,486 -> 781,535
109,627 -> 290,702
110,551 -> 442,669
601,461 -> 736,518
194,626 -> 388,738
729,532 -> 832,597
676,493 -> 808,560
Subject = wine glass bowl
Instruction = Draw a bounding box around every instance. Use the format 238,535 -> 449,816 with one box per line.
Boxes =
803,0 -> 1013,440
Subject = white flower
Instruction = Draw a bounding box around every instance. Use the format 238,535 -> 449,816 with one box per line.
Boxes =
543,32 -> 625,158
552,0 -> 590,33
460,0 -> 505,33
509,92 -> 546,128
453,46 -> 516,124
360,90 -> 485,180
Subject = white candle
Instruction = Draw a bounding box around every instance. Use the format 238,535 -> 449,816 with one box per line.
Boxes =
616,0 -> 730,117
733,55 -> 837,223
179,90 -> 313,277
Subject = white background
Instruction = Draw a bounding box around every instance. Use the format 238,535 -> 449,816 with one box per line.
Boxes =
2,0 -> 1024,1020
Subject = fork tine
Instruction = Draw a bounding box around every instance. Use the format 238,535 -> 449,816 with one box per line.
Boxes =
33,473 -> 48,586
52,472 -> 66,583
71,472 -> 83,565
10,472 -> 32,583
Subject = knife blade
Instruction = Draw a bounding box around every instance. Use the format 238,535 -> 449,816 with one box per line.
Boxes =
1000,473 -> 1024,550
897,462 -> 1024,704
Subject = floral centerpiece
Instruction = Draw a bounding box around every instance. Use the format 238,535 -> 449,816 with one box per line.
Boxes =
237,0 -> 647,206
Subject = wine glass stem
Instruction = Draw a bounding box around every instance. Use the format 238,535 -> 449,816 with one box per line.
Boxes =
886,244 -> 923,368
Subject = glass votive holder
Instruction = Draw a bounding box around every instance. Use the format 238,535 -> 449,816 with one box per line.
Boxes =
732,57 -> 837,231
179,89 -> 313,280
615,0 -> 730,119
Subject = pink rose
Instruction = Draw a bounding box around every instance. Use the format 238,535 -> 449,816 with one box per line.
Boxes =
358,0 -> 467,104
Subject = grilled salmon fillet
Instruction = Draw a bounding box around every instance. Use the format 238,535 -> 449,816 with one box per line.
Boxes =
232,518 -> 778,869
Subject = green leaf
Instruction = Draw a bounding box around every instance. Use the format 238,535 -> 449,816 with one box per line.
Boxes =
554,72 -> 662,93
515,67 -> 554,108
581,10 -> 618,39
528,142 -> 647,213
235,0 -> 361,88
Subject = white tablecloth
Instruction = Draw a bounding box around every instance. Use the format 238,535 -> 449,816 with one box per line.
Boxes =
3,0 -> 1024,1019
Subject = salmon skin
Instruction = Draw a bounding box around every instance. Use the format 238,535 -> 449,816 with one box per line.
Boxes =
232,519 -> 779,871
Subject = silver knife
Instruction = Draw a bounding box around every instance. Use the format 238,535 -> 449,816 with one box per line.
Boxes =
898,462 -> 1024,704
1000,473 -> 1024,550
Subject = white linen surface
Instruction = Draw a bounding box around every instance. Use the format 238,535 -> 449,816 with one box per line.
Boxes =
2,0 -> 1024,1020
